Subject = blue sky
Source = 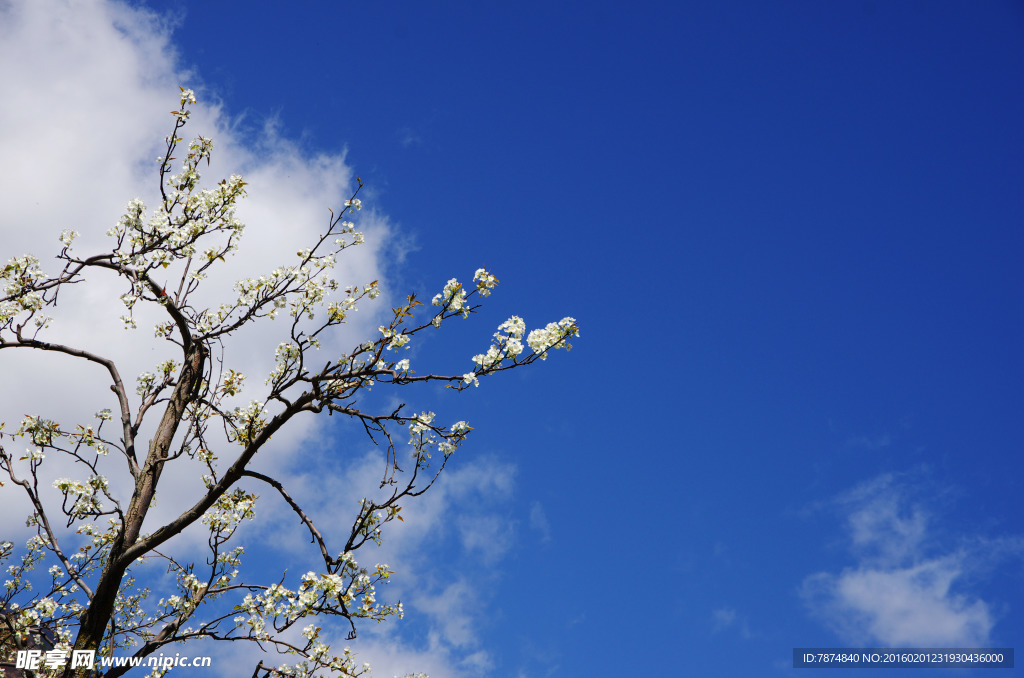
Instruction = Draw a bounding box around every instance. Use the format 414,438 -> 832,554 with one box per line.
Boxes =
0,1 -> 1021,676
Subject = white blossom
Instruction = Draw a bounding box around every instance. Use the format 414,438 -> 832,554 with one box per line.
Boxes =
58,229 -> 79,248
473,268 -> 499,296
527,316 -> 580,358
431,277 -> 469,317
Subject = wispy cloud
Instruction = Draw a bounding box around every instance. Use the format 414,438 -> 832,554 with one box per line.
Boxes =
260,447 -> 521,675
711,606 -> 752,638
458,514 -> 516,564
801,473 -> 999,647
529,501 -> 552,543
416,579 -> 488,652
397,126 -> 423,149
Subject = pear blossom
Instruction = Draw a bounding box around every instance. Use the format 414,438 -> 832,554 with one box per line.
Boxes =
473,267 -> 499,295
527,316 -> 580,357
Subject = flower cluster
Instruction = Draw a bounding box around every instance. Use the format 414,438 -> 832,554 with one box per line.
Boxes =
227,401 -> 268,446
0,254 -> 47,326
58,229 -> 79,249
431,277 -> 467,316
473,268 -> 498,296
378,326 -> 410,351
405,413 -> 473,464
15,414 -> 60,446
0,533 -> 93,668
233,554 -> 399,650
471,315 -> 526,372
220,368 -> 246,396
462,315 -> 579,385
527,316 -> 580,357
52,474 -> 110,517
274,630 -> 364,678
268,342 -> 302,386
427,268 -> 499,330
107,171 -> 247,273
201,488 -> 257,535
440,420 -> 473,455
98,93 -> 251,330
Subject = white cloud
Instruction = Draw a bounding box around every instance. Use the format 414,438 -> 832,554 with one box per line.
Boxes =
803,558 -> 992,647
457,514 -> 515,564
843,474 -> 929,566
0,1 -> 503,676
0,0 -> 389,369
344,636 -> 463,678
0,0 -> 393,529
801,473 -> 996,647
416,579 -> 486,651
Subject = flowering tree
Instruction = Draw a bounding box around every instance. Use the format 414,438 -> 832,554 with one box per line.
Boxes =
0,89 -> 577,678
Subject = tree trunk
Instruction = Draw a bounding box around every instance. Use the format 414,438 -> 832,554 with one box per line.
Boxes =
66,343 -> 205,678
